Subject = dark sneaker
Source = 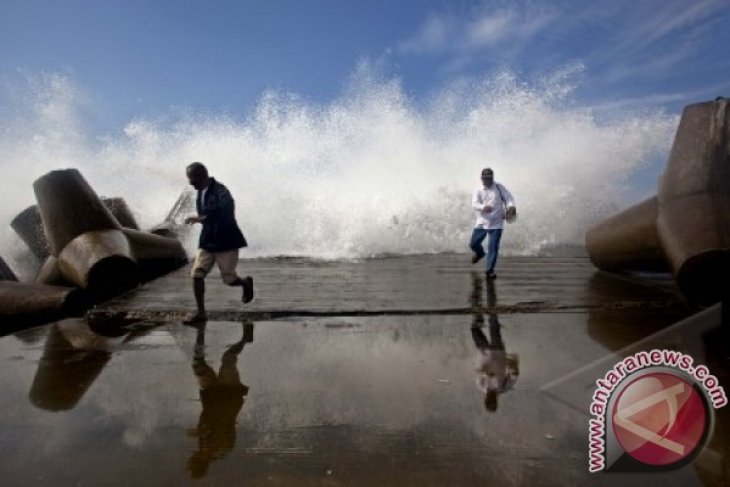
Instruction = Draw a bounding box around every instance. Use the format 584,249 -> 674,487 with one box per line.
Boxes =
486,271 -> 497,280
183,311 -> 208,325
242,276 -> 254,303
471,253 -> 484,264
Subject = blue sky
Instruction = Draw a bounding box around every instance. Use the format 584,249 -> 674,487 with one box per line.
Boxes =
1,0 -> 728,131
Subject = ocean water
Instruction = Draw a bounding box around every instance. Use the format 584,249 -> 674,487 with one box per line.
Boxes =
0,65 -> 677,276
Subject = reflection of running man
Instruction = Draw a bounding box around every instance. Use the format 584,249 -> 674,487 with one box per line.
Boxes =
470,272 -> 519,412
187,321 -> 253,479
472,320 -> 519,412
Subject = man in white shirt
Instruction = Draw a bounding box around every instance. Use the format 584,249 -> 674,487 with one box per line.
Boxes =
470,167 -> 516,279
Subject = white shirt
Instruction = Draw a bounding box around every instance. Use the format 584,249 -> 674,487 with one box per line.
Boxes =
199,186 -> 209,209
475,350 -> 519,393
472,182 -> 515,229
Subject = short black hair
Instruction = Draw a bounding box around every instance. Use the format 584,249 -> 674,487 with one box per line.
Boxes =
186,161 -> 208,176
481,167 -> 494,176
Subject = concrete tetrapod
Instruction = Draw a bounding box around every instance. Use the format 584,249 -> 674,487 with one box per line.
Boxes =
585,197 -> 669,273
657,98 -> 730,303
15,197 -> 141,286
29,323 -> 111,411
35,255 -> 70,286
56,229 -> 139,294
12,197 -> 141,263
149,221 -> 181,239
33,169 -> 139,298
586,98 -> 730,304
1,255 -> 85,327
0,256 -> 18,281
10,205 -> 51,261
0,281 -> 87,326
101,196 -> 140,230
122,228 -> 188,282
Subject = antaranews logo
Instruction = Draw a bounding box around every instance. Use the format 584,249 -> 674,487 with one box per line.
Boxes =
588,349 -> 727,473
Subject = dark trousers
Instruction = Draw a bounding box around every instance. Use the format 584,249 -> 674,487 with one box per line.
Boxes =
471,318 -> 504,350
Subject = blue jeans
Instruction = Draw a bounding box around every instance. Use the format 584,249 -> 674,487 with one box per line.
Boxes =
469,228 -> 503,273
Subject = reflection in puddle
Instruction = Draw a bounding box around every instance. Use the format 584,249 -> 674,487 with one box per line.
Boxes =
30,323 -> 112,411
470,272 -> 519,413
0,303 -> 724,484
187,321 -> 253,479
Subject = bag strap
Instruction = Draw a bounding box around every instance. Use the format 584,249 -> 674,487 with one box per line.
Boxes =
495,183 -> 506,206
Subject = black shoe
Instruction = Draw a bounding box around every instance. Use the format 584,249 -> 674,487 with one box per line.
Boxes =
472,253 -> 485,264
242,276 -> 254,303
486,271 -> 497,280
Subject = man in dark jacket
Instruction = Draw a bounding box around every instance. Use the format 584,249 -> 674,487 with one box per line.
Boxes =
183,162 -> 253,323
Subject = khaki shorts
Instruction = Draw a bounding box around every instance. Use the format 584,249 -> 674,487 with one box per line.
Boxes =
191,249 -> 240,284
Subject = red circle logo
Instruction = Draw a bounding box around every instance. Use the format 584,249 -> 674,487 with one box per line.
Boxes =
611,372 -> 708,466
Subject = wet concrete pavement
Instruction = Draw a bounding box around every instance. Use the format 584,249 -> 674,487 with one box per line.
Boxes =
88,254 -> 688,321
0,255 -> 727,486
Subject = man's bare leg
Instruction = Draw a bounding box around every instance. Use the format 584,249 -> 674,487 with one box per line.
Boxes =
184,277 -> 208,323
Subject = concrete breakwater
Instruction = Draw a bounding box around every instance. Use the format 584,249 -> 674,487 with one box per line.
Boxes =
587,97 -> 730,305
2,169 -> 191,329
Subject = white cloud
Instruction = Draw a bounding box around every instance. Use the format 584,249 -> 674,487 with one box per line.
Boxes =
395,0 -> 727,90
396,2 -> 556,57
581,0 -> 727,82
397,15 -> 451,54
465,9 -> 514,48
619,0 -> 724,52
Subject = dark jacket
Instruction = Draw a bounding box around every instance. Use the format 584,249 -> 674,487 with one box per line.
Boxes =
196,178 -> 247,252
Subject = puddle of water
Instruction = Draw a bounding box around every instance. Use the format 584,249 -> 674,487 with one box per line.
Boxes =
0,301 -> 725,485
